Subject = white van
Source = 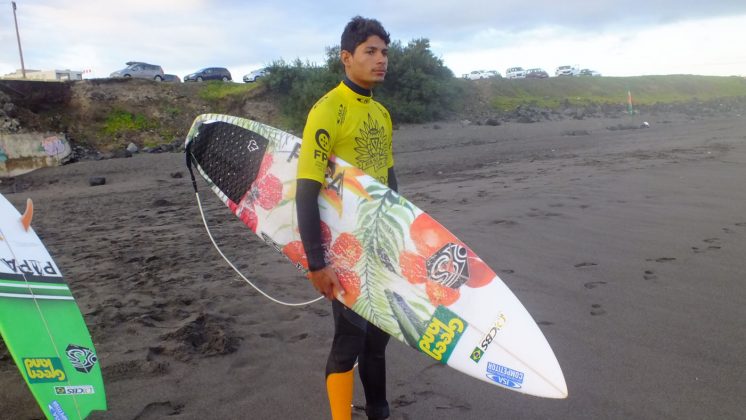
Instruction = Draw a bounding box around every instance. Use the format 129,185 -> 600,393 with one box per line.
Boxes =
505,67 -> 527,79
555,65 -> 580,77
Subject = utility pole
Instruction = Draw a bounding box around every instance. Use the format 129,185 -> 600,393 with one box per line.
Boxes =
12,1 -> 26,78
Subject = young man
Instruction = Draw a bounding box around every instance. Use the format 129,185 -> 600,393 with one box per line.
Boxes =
296,16 -> 396,420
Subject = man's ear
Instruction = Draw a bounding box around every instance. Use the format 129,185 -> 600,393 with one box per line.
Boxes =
340,49 -> 352,67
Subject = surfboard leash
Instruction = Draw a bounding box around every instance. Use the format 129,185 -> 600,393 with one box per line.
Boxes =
185,146 -> 324,307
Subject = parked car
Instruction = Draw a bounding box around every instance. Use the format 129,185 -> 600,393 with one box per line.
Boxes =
525,68 -> 549,79
463,70 -> 500,80
555,65 -> 580,77
163,74 -> 181,83
505,67 -> 527,79
184,67 -> 232,82
110,62 -> 164,81
579,69 -> 602,77
243,68 -> 269,82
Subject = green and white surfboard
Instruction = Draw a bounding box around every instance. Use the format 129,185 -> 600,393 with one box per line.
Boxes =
0,193 -> 106,419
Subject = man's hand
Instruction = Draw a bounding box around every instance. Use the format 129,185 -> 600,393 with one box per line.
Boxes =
308,266 -> 345,300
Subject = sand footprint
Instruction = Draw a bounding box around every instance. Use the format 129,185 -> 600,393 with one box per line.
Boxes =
645,257 -> 676,263
691,237 -> 723,253
643,270 -> 657,280
287,332 -> 309,343
491,219 -> 517,227
574,262 -> 598,268
583,281 -> 607,289
134,401 -> 184,418
590,304 -> 606,316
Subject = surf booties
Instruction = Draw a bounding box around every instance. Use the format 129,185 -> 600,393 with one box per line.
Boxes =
326,300 -> 390,419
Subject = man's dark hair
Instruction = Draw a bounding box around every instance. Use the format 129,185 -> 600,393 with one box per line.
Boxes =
341,16 -> 390,54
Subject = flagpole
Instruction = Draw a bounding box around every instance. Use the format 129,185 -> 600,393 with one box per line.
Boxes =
627,89 -> 633,115
12,1 -> 27,79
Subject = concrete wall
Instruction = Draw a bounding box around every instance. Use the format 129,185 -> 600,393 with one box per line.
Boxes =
1,69 -> 83,81
0,133 -> 71,177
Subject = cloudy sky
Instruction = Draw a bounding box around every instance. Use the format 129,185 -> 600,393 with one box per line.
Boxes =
1,1 -> 745,80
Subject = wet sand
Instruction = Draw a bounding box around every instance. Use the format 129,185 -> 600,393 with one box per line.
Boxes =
1,110 -> 745,419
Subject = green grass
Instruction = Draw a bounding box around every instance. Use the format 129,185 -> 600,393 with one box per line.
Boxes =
197,81 -> 259,101
485,75 -> 746,111
102,109 -> 155,136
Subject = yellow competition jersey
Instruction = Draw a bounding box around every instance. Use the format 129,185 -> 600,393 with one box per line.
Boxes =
297,80 -> 393,185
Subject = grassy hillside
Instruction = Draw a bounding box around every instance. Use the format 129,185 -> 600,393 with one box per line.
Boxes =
2,75 -> 746,153
482,75 -> 746,111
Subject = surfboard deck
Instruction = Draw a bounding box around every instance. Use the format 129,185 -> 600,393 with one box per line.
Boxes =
0,194 -> 107,419
185,114 -> 567,398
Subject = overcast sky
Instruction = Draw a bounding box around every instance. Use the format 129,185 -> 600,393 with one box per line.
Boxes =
1,1 -> 745,80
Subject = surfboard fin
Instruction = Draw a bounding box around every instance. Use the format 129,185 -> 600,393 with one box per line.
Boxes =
20,198 -> 33,231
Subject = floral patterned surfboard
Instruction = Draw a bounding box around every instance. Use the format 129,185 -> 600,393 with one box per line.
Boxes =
185,114 -> 567,398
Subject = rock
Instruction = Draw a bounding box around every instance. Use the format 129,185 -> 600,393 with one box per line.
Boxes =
170,172 -> 183,179
2,102 -> 17,117
563,130 -> 590,136
89,176 -> 106,186
485,118 -> 501,126
433,124 -> 442,130
126,142 -> 139,153
111,149 -> 133,159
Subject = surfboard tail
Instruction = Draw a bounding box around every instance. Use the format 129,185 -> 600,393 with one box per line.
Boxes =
0,194 -> 107,418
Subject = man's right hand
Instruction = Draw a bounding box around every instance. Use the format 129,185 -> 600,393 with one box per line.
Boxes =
308,266 -> 345,301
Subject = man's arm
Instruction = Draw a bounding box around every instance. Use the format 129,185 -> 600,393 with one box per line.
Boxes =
388,166 -> 398,193
296,178 -> 343,300
296,179 -> 326,271
296,97 -> 344,300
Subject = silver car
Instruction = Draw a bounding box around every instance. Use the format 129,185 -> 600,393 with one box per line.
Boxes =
110,62 -> 165,81
242,68 -> 269,83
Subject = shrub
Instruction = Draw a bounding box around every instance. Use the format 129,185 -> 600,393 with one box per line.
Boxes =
264,38 -> 462,129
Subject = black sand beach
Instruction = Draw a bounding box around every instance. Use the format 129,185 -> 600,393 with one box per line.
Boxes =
1,110 -> 745,419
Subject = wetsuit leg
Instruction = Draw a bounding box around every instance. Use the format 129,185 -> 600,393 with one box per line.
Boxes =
326,300 -> 365,420
359,322 -> 390,419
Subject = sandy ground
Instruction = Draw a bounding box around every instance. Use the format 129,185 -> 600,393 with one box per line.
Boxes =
1,110 -> 745,419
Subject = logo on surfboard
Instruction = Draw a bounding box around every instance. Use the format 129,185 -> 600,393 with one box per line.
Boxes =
23,357 -> 66,383
486,362 -> 524,389
65,344 -> 98,373
54,385 -> 95,395
426,243 -> 469,289
418,306 -> 467,363
471,313 -> 507,363
48,400 -> 68,420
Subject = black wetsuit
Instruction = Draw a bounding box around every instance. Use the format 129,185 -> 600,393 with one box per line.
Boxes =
296,78 -> 396,419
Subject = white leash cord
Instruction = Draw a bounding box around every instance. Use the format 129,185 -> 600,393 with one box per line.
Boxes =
194,192 -> 324,307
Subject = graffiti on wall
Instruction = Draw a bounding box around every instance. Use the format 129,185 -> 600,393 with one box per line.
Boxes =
41,136 -> 67,156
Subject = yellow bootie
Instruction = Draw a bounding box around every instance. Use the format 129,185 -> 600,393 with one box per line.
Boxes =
326,369 -> 354,420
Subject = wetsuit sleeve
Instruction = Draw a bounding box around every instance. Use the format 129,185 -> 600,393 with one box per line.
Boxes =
296,179 -> 327,271
296,98 -> 338,271
388,167 -> 398,193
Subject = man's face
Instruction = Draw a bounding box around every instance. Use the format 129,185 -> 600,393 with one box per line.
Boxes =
342,35 -> 388,89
